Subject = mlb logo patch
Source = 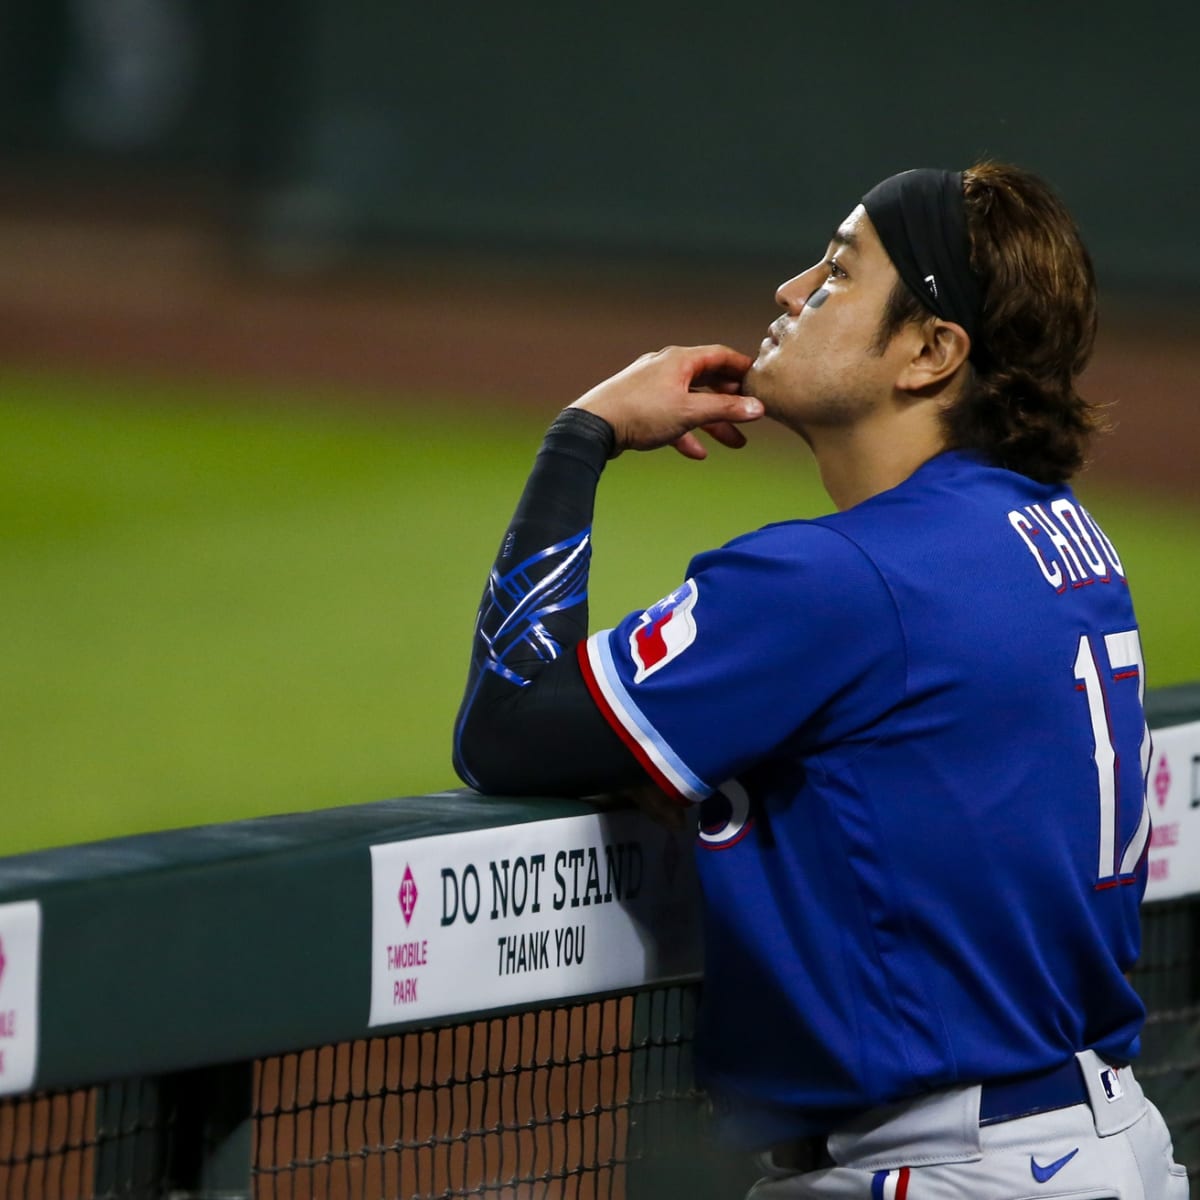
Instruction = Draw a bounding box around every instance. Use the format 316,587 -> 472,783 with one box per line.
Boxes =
1099,1065 -> 1124,1102
630,579 -> 698,683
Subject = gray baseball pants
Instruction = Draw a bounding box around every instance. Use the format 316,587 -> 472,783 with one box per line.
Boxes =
748,1052 -> 1189,1199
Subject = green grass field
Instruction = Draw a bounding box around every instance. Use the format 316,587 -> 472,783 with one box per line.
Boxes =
3,368 -> 1198,855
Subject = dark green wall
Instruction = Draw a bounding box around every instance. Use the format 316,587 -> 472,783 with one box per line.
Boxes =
3,1 -> 1195,290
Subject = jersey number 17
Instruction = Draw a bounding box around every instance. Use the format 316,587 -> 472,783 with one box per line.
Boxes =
1074,629 -> 1151,888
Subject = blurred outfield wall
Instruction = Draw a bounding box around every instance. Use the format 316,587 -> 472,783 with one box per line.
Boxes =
2,0 -> 1198,294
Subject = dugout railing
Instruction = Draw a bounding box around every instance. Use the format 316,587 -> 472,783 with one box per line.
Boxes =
0,683 -> 1198,1200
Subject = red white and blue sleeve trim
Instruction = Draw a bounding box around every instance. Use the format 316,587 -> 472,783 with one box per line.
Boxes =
578,631 -> 711,804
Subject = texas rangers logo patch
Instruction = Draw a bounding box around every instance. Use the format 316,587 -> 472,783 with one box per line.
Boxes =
630,579 -> 699,683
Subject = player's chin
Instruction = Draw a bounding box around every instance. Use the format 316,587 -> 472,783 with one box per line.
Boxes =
740,360 -> 777,408
740,360 -> 765,396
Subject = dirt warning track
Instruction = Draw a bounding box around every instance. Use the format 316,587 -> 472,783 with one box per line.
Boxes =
0,202 -> 1195,504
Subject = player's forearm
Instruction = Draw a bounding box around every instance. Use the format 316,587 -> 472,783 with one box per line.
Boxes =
452,407 -> 637,794
463,405 -> 613,680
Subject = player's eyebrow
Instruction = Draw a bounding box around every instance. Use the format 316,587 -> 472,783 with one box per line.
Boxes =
829,226 -> 859,254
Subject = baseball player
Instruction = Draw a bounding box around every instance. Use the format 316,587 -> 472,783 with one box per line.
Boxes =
453,163 -> 1188,1197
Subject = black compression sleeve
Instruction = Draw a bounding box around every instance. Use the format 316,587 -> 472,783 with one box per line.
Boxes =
452,408 -> 649,796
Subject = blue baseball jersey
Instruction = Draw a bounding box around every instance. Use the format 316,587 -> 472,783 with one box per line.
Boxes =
578,450 -> 1150,1147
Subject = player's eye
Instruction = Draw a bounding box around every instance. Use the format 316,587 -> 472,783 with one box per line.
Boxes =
825,259 -> 847,280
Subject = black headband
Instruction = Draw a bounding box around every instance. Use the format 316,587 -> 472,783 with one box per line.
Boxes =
861,168 -> 982,345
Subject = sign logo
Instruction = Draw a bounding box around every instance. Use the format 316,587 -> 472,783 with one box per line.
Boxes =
1154,753 -> 1171,808
630,580 -> 699,683
398,865 -> 418,926
0,936 -> 6,989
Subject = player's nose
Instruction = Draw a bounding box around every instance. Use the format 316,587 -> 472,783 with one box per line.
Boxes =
775,265 -> 822,314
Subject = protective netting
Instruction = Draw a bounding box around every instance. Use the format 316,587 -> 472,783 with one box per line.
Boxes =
252,987 -> 735,1200
1131,896 -> 1200,1189
0,1088 -> 94,1200
0,898 -> 1196,1199
0,1079 -> 175,1200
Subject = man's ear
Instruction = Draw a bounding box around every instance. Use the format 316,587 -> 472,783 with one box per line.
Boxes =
896,320 -> 971,394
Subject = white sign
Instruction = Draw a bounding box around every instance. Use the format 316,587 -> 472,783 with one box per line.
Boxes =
0,901 -> 41,1095
369,810 -> 700,1027
1144,720 -> 1200,902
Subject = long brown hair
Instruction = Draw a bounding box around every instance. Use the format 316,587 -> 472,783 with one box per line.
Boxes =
876,161 -> 1102,483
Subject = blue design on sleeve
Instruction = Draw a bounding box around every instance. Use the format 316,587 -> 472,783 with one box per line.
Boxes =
454,529 -> 592,789
475,529 -> 592,685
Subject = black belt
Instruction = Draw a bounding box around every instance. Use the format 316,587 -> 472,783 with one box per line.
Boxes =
771,1058 -> 1096,1169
